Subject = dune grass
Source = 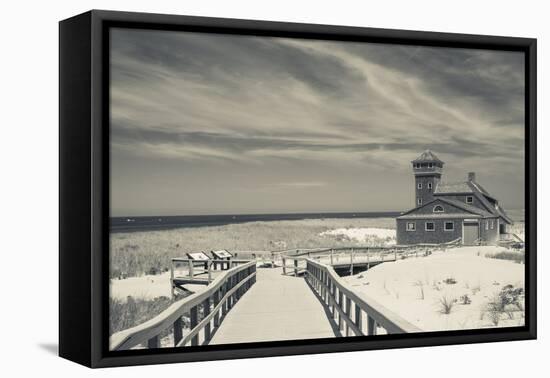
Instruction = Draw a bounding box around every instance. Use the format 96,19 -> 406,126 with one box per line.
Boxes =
110,217 -> 395,278
110,295 -> 174,336
485,250 -> 525,264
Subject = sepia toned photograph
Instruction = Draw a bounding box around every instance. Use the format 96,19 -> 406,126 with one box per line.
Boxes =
108,28 -> 526,351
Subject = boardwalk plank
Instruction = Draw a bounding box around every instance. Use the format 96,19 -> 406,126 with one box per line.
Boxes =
210,268 -> 336,344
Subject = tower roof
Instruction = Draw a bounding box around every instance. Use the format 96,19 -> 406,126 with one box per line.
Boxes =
412,150 -> 444,164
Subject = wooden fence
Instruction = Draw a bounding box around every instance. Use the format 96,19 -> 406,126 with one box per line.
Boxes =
280,239 -> 462,276
305,258 -> 421,336
110,261 -> 257,350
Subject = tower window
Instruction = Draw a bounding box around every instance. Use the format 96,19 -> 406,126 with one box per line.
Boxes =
466,196 -> 473,204
433,205 -> 444,213
417,198 -> 422,206
490,220 -> 494,229
427,182 -> 433,190
406,222 -> 416,231
444,222 -> 454,231
415,163 -> 421,169
425,222 -> 435,231
417,183 -> 422,189
428,163 -> 433,168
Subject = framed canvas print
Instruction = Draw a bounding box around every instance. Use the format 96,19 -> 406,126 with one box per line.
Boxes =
59,10 -> 537,368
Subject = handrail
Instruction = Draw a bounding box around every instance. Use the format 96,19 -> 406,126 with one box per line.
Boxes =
305,258 -> 421,335
284,239 -> 462,257
110,260 -> 257,350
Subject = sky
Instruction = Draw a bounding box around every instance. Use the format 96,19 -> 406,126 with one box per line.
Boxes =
110,28 -> 525,217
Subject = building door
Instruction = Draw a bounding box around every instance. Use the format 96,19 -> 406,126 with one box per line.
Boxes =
462,221 -> 479,245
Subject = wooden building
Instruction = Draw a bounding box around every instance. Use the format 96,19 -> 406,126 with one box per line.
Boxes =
396,150 -> 513,245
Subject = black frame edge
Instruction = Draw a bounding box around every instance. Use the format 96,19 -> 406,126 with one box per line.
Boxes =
59,9 -> 536,368
59,11 -> 93,367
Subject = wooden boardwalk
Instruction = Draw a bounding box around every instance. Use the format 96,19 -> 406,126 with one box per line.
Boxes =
209,267 -> 337,344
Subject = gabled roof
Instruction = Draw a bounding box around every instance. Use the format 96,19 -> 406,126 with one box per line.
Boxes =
397,197 -> 494,219
433,180 -> 514,224
439,197 -> 494,218
411,150 -> 444,164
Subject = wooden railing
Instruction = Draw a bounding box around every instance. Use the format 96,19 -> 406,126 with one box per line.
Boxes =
281,248 -> 398,276
305,258 -> 421,336
170,258 -> 252,293
110,261 -> 257,350
280,239 -> 462,276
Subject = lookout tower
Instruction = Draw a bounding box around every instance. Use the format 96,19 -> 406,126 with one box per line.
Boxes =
411,150 -> 444,207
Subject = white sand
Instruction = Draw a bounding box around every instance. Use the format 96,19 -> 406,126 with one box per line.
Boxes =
110,272 -> 172,300
344,246 -> 525,331
110,272 -> 208,300
320,227 -> 396,244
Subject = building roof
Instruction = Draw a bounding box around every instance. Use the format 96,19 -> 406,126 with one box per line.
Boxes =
411,149 -> 444,164
433,179 -> 514,224
439,197 -> 494,218
397,213 -> 482,220
434,181 -> 473,194
397,197 -> 495,219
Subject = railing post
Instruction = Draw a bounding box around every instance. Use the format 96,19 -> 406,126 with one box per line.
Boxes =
190,305 -> 199,346
170,261 -> 175,300
213,289 -> 220,327
282,257 -> 286,275
355,303 -> 362,335
350,248 -> 354,275
345,297 -> 351,336
367,315 -> 377,336
338,290 -> 344,331
203,297 -> 211,341
147,335 -> 160,349
173,316 -> 183,346
330,249 -> 334,265
189,261 -> 194,278
222,282 -> 229,316
208,261 -> 212,283
294,259 -> 298,277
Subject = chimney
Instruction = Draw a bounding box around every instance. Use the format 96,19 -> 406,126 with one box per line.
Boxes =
468,172 -> 476,182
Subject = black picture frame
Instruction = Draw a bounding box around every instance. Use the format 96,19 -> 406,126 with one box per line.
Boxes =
59,9 -> 537,368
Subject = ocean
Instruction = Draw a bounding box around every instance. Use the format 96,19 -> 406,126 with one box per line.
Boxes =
110,211 -> 401,233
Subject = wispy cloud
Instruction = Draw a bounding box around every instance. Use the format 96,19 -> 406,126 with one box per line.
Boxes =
109,28 -> 525,215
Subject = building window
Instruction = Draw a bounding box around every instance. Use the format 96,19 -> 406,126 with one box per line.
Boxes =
428,163 -> 433,168
417,182 -> 422,189
425,222 -> 435,231
485,221 -> 489,230
466,196 -> 473,204
415,163 -> 421,169
490,220 -> 494,229
406,222 -> 416,231
417,198 -> 422,206
427,182 -> 433,190
433,205 -> 444,213
444,221 -> 454,231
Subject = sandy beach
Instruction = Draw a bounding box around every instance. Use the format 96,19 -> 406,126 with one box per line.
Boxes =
344,245 -> 525,331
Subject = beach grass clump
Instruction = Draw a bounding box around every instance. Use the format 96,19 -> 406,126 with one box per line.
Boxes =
485,250 -> 525,264
438,295 -> 457,314
484,285 -> 525,326
443,277 -> 457,285
110,295 -> 173,336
